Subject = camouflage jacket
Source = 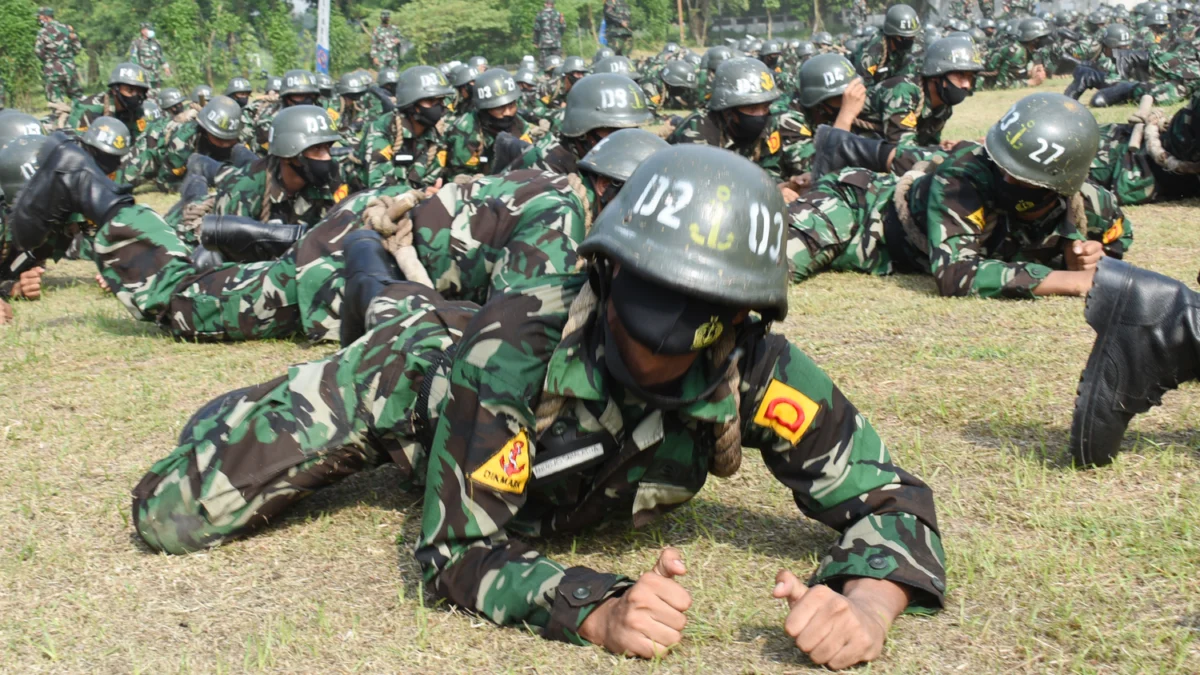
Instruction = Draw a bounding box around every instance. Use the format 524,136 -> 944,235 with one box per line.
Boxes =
1135,27 -> 1168,52
66,92 -> 149,141
34,20 -> 81,68
982,41 -> 1031,89
356,111 -> 447,190
1090,91 -> 1200,205
666,110 -> 813,180
243,99 -> 281,154
371,25 -> 405,65
114,117 -> 202,189
129,37 -> 168,76
413,274 -> 946,644
210,158 -> 341,226
443,111 -> 539,179
640,79 -> 699,118
862,74 -> 952,149
603,0 -> 633,37
508,133 -> 580,176
909,144 -> 1132,298
533,8 -> 567,48
856,34 -> 920,85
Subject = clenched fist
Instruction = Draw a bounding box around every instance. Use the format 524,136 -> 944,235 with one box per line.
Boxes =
579,547 -> 692,658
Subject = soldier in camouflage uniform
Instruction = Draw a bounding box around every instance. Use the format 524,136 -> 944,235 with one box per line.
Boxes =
981,17 -> 1051,89
757,39 -> 797,104
508,73 -> 653,176
115,96 -> 244,191
329,73 -> 373,142
242,70 -> 321,155
66,63 -> 151,143
370,11 -> 405,70
604,0 -> 634,56
357,65 -> 453,190
1088,88 -> 1200,205
129,23 -> 171,89
850,0 -> 871,27
786,94 -> 1131,300
1066,24 -> 1200,107
443,69 -> 541,179
640,60 -> 700,117
225,77 -> 253,110
445,65 -> 480,126
34,7 -> 82,104
668,58 -> 812,181
855,4 -> 923,85
533,0 -> 567,68
530,56 -> 590,131
127,145 -> 946,669
1134,9 -> 1171,51
0,120 -> 49,305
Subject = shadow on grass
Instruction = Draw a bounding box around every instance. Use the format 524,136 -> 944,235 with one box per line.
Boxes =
961,419 -> 1200,469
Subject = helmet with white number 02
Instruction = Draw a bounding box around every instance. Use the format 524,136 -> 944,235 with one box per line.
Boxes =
984,92 -> 1100,195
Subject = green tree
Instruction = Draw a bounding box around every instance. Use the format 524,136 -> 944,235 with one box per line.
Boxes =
328,3 -> 368,73
395,0 -> 510,64
0,0 -> 44,107
260,0 -> 299,72
153,0 -> 204,87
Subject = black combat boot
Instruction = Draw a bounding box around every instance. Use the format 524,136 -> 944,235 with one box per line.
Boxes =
339,229 -> 405,347
1090,81 -> 1138,107
1070,258 -> 1200,466
198,214 -> 304,262
810,125 -> 895,178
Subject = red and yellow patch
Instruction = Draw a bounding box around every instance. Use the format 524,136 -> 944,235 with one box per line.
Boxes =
1102,217 -> 1124,244
867,65 -> 878,75
899,111 -> 918,128
753,379 -> 820,445
379,145 -> 394,162
470,430 -> 531,494
333,184 -> 349,202
766,130 -> 781,154
136,118 -> 146,132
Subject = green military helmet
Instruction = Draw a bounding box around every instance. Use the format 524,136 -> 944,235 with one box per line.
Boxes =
593,47 -> 616,64
561,55 -> 591,75
316,73 -> 334,97
225,77 -> 253,96
851,27 -> 866,38
1017,18 -> 1052,42
736,36 -> 756,54
1086,10 -> 1107,26
190,84 -> 213,105
812,31 -> 834,46
543,54 -> 564,73
197,95 -> 243,141
267,105 -> 341,158
520,54 -> 538,69
108,62 -> 150,90
1101,24 -> 1133,48
265,75 -> 283,94
796,53 -> 858,108
984,93 -> 1099,195
0,111 -> 44,147
1133,1 -> 1152,14
1146,9 -> 1170,25
560,73 -> 653,137
884,4 -> 921,37
280,69 -> 319,96
450,64 -> 479,88
142,99 -> 164,121
577,128 -> 669,182
978,17 -> 998,30
395,65 -> 454,109
437,62 -> 454,76
661,60 -> 698,89
355,69 -> 375,86
467,55 -> 488,71
377,67 -> 401,88
683,50 -> 703,67
594,55 -> 638,80
81,116 -> 133,157
663,42 -> 680,54
922,36 -> 985,76
760,38 -> 784,56
1054,13 -> 1072,26
787,38 -> 802,50
969,27 -> 988,43
1179,2 -> 1195,16
708,57 -> 781,111
945,18 -> 970,32
472,69 -> 521,110
336,72 -> 369,96
158,87 -> 185,110
795,41 -> 817,59
514,68 -> 538,87
0,135 -> 49,201
701,45 -> 734,73
578,145 -> 789,318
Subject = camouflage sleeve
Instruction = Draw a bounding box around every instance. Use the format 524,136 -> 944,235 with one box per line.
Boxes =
414,279 -> 634,644
924,173 -> 1052,298
739,337 -> 946,610
113,129 -> 160,187
212,175 -> 260,219
357,117 -> 396,189
1080,182 -> 1133,257
876,83 -> 922,146
34,30 -> 48,61
777,113 -> 815,175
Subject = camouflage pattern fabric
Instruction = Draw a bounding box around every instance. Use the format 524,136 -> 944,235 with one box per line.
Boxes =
355,111 -> 447,190
129,37 -> 169,88
666,110 -> 814,180
947,0 -> 981,22
115,119 -> 212,191
604,0 -> 634,55
443,111 -> 538,180
65,92 -> 150,142
850,0 -> 870,27
1131,49 -> 1200,105
981,42 -> 1031,89
1088,92 -> 1200,204
1002,0 -> 1034,16
209,157 -> 341,229
243,100 -> 282,155
786,169 -> 899,283
371,24 -> 405,69
507,134 -> 581,176
34,18 -> 83,103
855,33 -> 920,85
640,78 -> 699,119
534,7 -> 567,67
861,74 -> 953,161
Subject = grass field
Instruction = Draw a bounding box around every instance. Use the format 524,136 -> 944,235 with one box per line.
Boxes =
1,78 -> 1197,674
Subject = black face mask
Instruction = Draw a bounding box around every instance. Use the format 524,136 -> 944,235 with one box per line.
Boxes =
935,76 -> 972,107
727,110 -> 769,143
231,94 -> 250,108
114,90 -> 145,119
891,37 -> 915,52
481,111 -> 516,133
294,155 -> 339,189
414,101 -> 446,127
89,147 -> 123,176
595,178 -> 622,211
996,174 -> 1059,215
198,133 -> 233,162
761,54 -> 780,69
344,92 -> 364,103
284,94 -> 317,108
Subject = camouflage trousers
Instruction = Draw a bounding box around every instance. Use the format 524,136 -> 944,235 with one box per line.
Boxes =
93,204 -> 351,342
42,63 -> 82,103
539,47 -> 563,69
608,33 -> 633,56
786,170 -> 898,283
1133,81 -> 1192,107
1090,122 -> 1200,206
132,283 -> 476,554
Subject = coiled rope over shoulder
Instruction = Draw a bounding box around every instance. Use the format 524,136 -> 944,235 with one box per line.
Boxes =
361,190 -> 435,288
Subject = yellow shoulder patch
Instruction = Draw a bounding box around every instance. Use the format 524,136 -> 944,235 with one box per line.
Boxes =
652,94 -> 662,105
136,118 -> 147,132
466,154 -> 479,168
899,111 -> 918,128
470,430 -> 531,494
867,64 -> 878,75
541,95 -> 552,105
436,149 -> 447,167
966,207 -> 986,230
520,133 -> 533,143
754,379 -> 820,445
379,144 -> 394,161
327,108 -> 340,123
766,130 -> 781,154
1102,217 -> 1124,244
333,184 -> 349,202
171,166 -> 186,176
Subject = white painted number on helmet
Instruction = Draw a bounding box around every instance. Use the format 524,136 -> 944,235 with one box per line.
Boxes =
999,110 -> 1021,131
631,174 -> 693,229
600,87 -> 629,109
303,115 -> 331,134
822,69 -> 846,86
748,202 -> 784,261
1028,137 -> 1066,164
19,160 -> 38,180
